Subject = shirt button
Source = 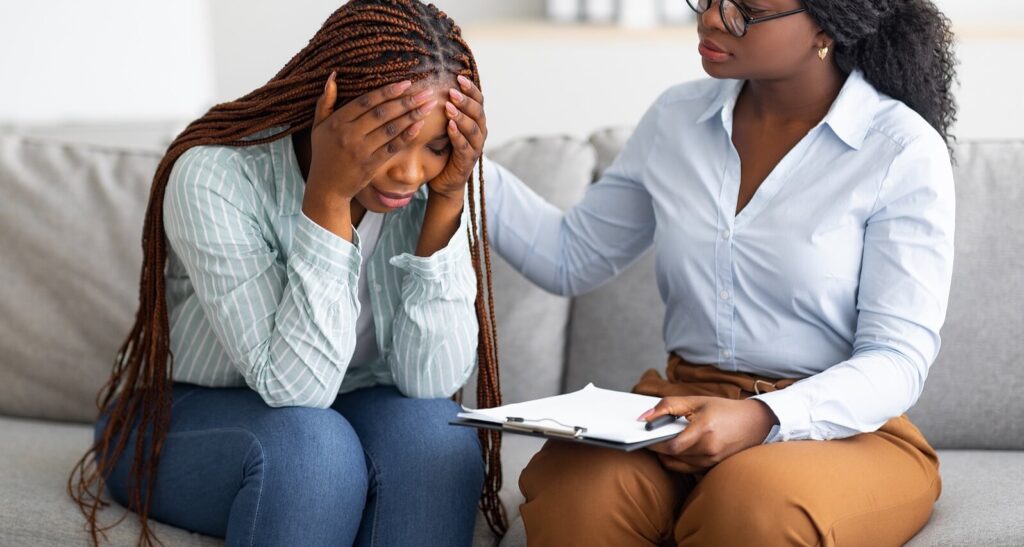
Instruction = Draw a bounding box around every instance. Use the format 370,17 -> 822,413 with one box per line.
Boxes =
722,229 -> 732,240
722,349 -> 733,358
720,290 -> 730,300
373,284 -> 382,293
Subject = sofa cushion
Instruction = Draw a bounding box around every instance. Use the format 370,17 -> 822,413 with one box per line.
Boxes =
464,137 -> 596,407
0,415 -> 221,546
908,141 -> 1024,450
905,450 -> 1024,546
0,137 -> 159,423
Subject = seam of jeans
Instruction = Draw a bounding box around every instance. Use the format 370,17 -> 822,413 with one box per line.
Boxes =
363,447 -> 383,547
154,426 -> 266,546
245,435 -> 266,547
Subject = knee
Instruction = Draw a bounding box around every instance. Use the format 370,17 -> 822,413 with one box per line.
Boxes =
676,449 -> 816,545
253,407 -> 368,498
387,399 -> 484,492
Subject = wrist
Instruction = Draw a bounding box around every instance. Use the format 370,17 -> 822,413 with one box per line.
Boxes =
427,186 -> 466,208
746,399 -> 779,442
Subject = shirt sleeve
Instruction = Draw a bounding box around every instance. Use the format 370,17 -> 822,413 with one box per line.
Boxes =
386,196 -> 479,399
483,99 -> 662,297
164,147 -> 363,409
752,134 -> 956,442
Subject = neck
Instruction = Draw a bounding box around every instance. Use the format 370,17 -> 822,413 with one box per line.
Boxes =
292,127 -> 367,226
740,63 -> 847,126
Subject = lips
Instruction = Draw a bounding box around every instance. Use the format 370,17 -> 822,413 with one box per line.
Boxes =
698,38 -> 732,62
373,187 -> 415,209
701,39 -> 728,54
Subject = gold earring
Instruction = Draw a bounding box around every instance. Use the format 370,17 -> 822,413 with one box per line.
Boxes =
818,45 -> 830,61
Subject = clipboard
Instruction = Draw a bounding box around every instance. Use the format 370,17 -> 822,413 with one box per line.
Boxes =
448,383 -> 687,452
449,416 -> 680,452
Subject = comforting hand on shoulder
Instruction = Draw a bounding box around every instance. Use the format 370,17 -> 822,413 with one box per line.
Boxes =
640,396 -> 779,474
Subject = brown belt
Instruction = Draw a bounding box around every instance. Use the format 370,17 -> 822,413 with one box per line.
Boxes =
632,353 -> 800,401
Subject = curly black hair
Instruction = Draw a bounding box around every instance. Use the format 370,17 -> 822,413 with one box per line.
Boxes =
802,0 -> 958,145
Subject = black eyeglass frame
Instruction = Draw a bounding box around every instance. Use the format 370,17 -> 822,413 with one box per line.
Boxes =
686,0 -> 807,37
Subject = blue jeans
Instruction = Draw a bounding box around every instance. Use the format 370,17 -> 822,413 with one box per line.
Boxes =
94,384 -> 484,547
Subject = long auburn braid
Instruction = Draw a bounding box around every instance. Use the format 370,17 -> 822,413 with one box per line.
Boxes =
67,1 -> 506,544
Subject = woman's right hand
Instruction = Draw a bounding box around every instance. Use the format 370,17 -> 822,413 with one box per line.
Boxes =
305,71 -> 439,201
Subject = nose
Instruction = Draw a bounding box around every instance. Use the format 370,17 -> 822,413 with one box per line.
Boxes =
385,151 -> 425,189
699,0 -> 729,34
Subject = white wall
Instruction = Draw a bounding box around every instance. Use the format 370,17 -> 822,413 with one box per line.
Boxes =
1,0 -> 1022,145
0,0 -> 213,123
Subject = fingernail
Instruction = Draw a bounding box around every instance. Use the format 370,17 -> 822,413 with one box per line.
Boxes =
325,71 -> 336,91
393,80 -> 413,93
445,102 -> 458,117
408,120 -> 425,137
457,75 -> 472,89
637,408 -> 654,421
449,88 -> 464,103
418,100 -> 438,115
413,89 -> 433,103
449,120 -> 459,132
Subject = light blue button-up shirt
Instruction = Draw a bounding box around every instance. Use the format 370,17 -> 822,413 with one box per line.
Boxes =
485,70 -> 955,442
163,132 -> 479,409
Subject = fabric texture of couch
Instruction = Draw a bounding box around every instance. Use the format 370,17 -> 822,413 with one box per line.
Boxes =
1,129 -> 1021,546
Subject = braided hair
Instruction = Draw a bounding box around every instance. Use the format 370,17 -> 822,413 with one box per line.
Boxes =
67,1 -> 506,544
803,0 -> 958,145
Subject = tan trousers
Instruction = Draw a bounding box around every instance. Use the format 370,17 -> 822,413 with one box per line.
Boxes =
519,355 -> 941,547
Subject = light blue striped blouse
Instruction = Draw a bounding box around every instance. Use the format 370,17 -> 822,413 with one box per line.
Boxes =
163,131 -> 479,408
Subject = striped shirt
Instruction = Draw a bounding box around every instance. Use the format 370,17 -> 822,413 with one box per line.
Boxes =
163,131 -> 479,408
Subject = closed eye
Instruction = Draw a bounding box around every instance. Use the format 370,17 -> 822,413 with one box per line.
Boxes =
428,137 -> 451,157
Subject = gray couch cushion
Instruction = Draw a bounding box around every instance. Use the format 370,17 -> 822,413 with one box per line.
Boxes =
906,450 -> 1024,546
0,137 -> 158,423
909,141 -> 1024,450
0,415 -> 221,546
464,137 -> 596,407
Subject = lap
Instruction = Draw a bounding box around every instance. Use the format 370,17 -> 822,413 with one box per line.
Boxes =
521,416 -> 940,547
330,385 -> 482,477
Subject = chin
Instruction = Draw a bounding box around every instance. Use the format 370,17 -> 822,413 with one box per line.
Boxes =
702,60 -> 740,80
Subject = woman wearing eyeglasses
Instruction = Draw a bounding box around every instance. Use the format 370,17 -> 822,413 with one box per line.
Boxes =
481,0 -> 957,545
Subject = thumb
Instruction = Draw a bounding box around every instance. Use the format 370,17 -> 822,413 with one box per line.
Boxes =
314,71 -> 337,128
638,397 -> 701,422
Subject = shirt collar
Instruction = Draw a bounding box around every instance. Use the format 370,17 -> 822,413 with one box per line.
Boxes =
820,70 -> 879,150
695,70 -> 880,150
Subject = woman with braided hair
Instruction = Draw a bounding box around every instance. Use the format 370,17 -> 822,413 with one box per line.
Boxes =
68,1 -> 504,545
483,0 -> 958,545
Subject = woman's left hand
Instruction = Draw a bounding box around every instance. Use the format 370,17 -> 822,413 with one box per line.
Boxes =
640,397 -> 779,474
429,74 -> 487,200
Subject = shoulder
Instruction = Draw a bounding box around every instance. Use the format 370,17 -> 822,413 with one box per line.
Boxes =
165,145 -> 268,223
865,93 -> 949,159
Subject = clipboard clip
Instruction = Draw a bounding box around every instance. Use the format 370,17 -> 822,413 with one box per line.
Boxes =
505,416 -> 588,439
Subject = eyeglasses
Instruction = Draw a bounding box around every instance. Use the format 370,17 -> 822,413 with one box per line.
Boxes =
686,0 -> 807,38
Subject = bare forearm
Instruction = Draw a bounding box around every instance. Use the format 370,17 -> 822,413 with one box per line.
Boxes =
416,190 -> 465,257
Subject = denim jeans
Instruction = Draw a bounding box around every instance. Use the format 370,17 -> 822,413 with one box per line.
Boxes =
94,383 -> 484,547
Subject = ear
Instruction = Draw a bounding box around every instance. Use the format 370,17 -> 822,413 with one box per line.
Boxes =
813,28 -> 831,49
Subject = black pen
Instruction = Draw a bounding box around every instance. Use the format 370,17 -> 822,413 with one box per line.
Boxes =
644,414 -> 681,431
